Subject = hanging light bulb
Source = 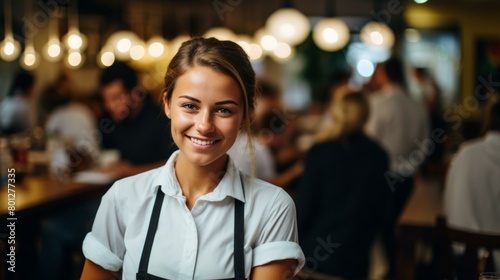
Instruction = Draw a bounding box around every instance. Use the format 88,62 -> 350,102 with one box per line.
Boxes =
248,44 -> 263,61
0,36 -> 21,61
254,28 -> 278,53
313,18 -> 350,51
147,36 -> 168,58
130,41 -> 146,61
266,8 -> 310,46
63,28 -> 88,51
44,17 -> 63,62
0,0 -> 21,61
63,0 -> 88,51
97,44 -> 115,68
20,45 -> 40,70
270,42 -> 295,63
104,30 -> 141,61
360,22 -> 395,49
65,50 -> 85,69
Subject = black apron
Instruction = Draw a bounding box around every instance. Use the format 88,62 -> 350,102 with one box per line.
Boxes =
136,182 -> 246,280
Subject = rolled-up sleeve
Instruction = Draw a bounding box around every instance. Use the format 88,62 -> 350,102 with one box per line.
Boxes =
252,189 -> 305,274
82,182 -> 126,271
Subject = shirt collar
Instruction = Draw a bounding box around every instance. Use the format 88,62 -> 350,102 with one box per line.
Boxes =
154,150 -> 246,203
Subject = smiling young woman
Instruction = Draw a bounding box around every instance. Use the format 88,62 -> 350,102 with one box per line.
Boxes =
80,37 -> 304,280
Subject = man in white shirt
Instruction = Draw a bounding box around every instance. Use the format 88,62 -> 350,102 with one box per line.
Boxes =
365,58 -> 429,278
444,98 -> 500,272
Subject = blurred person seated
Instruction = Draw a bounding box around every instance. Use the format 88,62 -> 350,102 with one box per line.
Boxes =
98,62 -> 176,178
296,92 -> 389,279
365,57 -> 429,279
0,70 -> 36,134
41,75 -> 100,175
444,97 -> 500,275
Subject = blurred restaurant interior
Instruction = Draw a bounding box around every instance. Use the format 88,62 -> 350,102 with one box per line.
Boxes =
0,0 -> 500,279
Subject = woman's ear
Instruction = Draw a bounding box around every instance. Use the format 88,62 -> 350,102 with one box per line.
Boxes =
163,95 -> 171,119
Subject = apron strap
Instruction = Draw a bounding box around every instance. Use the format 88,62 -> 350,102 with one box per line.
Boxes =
138,187 -> 165,274
234,199 -> 245,280
234,173 -> 245,280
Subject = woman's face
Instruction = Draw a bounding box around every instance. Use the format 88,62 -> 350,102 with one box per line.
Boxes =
165,66 -> 244,169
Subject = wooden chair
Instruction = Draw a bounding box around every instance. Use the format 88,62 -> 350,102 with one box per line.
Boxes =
436,216 -> 500,280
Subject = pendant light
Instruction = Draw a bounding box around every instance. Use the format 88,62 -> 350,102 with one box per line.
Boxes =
266,0 -> 310,46
20,0 -> 40,70
0,0 -> 21,61
313,0 -> 350,52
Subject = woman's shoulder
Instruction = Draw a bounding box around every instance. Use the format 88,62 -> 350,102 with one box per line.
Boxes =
240,172 -> 295,207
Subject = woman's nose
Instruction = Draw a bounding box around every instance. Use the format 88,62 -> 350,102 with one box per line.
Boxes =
196,110 -> 215,134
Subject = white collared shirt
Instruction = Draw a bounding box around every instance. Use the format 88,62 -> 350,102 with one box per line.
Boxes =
365,85 -> 430,175
83,151 -> 304,279
444,131 -> 500,232
444,131 -> 500,271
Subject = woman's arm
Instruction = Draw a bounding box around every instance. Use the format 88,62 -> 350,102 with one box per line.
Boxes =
251,259 -> 297,280
80,259 -> 116,280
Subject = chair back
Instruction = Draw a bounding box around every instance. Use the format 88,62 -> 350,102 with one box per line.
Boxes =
436,216 -> 500,280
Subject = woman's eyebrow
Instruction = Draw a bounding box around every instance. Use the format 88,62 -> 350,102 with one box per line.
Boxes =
215,100 -> 239,106
178,95 -> 239,106
178,95 -> 200,103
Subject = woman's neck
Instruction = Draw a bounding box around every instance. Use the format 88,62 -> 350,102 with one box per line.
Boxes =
174,154 -> 227,210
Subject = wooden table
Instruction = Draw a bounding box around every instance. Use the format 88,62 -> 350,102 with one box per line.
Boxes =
0,174 -> 112,279
0,175 -> 112,219
396,174 -> 444,280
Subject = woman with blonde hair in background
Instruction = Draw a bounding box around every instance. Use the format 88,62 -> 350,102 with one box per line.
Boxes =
297,92 -> 389,279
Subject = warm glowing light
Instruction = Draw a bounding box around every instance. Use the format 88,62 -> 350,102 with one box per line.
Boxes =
370,31 -> 384,45
130,44 -> 145,60
266,8 -> 310,46
24,53 -> 36,66
248,43 -> 263,61
414,0 -> 428,3
63,29 -> 88,51
0,37 -> 21,61
361,22 -> 395,49
20,46 -> 40,70
273,42 -> 292,58
117,38 -> 132,53
68,34 -> 83,49
47,44 -> 61,57
44,37 -> 63,62
148,42 -> 164,57
68,52 -> 82,66
101,51 -> 115,67
260,35 -> 278,51
4,41 -> 15,55
313,18 -> 350,51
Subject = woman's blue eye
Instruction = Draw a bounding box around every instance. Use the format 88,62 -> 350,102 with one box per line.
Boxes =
183,104 -> 197,110
217,108 -> 232,114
